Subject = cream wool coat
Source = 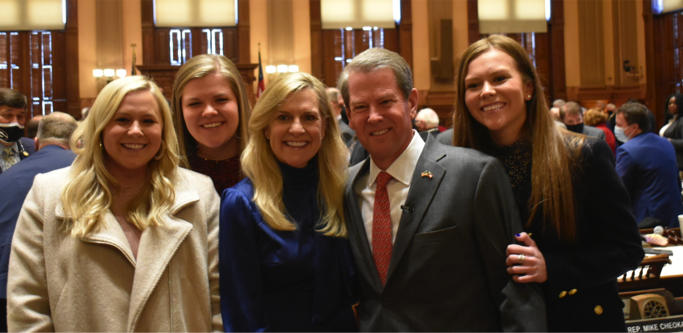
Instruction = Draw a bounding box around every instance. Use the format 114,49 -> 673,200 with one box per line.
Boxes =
7,167 -> 222,332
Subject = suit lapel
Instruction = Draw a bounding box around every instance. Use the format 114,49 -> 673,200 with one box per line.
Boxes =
126,189 -> 199,330
386,142 -> 446,282
345,160 -> 385,291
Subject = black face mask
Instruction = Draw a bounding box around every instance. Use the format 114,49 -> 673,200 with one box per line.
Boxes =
565,123 -> 584,134
0,122 -> 24,144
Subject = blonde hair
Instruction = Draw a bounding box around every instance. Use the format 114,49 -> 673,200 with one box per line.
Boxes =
452,35 -> 583,241
583,108 -> 607,126
62,76 -> 180,238
241,72 -> 348,237
171,54 -> 251,166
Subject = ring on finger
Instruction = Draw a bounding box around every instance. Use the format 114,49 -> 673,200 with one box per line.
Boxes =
518,254 -> 525,264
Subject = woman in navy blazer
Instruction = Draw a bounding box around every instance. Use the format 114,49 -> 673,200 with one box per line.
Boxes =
451,35 -> 643,331
218,72 -> 357,332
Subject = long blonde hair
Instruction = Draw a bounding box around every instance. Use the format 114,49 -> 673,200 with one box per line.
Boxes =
171,54 -> 251,166
452,35 -> 583,241
241,72 -> 348,237
62,76 -> 180,237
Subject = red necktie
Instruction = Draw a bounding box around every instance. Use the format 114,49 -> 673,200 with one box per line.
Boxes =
372,171 -> 393,285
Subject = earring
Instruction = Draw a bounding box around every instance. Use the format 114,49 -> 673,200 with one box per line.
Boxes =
154,144 -> 165,160
527,95 -> 532,100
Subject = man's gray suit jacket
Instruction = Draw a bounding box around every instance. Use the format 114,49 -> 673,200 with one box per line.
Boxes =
583,125 -> 606,140
344,138 -> 546,331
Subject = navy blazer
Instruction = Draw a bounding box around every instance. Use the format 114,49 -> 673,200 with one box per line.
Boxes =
0,145 -> 75,298
344,137 -> 546,331
616,132 -> 683,227
516,138 -> 643,331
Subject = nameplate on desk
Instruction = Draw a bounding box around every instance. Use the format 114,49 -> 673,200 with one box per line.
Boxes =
627,315 -> 683,332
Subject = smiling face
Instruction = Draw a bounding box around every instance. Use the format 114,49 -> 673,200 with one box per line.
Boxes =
102,90 -> 163,177
346,67 -> 417,169
181,72 -> 240,157
464,49 -> 533,146
265,88 -> 326,168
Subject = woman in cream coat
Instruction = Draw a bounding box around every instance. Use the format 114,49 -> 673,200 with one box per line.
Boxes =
7,76 -> 222,331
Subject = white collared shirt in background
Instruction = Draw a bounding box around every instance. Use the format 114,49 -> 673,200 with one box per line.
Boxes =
354,130 -> 425,245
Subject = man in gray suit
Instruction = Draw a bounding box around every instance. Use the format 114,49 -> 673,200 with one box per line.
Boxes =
561,101 -> 606,140
339,48 -> 545,331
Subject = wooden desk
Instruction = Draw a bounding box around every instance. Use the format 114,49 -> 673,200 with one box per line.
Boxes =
619,246 -> 683,296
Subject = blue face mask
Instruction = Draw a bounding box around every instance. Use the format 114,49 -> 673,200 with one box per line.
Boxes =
614,125 -> 629,143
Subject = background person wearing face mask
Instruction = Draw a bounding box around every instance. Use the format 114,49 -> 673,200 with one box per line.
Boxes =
0,88 -> 30,174
559,101 -> 606,141
615,102 -> 683,228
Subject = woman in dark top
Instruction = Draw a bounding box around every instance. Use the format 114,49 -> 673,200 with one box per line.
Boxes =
219,72 -> 356,331
662,93 -> 683,171
171,54 -> 251,192
451,35 -> 643,331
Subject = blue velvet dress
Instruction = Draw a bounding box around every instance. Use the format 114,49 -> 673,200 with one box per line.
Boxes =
218,159 -> 357,332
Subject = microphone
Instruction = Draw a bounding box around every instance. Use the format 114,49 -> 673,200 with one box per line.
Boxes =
400,205 -> 413,213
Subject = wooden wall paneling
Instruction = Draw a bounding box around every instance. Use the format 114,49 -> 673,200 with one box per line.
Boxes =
309,0 -> 323,80
320,29 -> 340,87
642,0 -> 659,125
613,0 -> 640,87
141,0 -> 155,65
533,32 -> 552,103
578,0 -> 605,88
18,34 -> 30,106
237,0 -> 250,64
423,90 -> 456,127
549,0 -> 566,101
224,28 -> 239,61
398,0 -> 412,68
192,27 -> 204,59
153,29 -> 170,65
467,0 -> 479,44
65,0 -> 79,117
139,0 -> 252,102
653,12 -> 677,127
52,31 -> 68,115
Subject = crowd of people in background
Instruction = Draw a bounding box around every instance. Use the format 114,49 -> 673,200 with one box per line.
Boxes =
1,33 -> 680,331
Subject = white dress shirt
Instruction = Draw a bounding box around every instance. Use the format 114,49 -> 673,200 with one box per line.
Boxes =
354,130 -> 425,245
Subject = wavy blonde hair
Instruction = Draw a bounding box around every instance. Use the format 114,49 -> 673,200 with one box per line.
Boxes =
452,35 -> 583,241
62,76 -> 180,238
241,72 -> 348,237
171,54 -> 251,167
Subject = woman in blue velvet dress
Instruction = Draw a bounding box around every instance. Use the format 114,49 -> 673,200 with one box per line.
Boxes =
218,72 -> 357,332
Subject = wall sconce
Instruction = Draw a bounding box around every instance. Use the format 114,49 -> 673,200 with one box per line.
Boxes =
93,68 -> 128,82
623,60 -> 642,80
265,64 -> 299,74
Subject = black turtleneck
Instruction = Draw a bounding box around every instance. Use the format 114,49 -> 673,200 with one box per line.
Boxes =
279,156 -> 321,229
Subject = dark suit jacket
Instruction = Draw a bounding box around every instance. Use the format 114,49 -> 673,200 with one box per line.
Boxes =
337,118 -> 356,147
344,138 -> 546,331
616,132 -> 683,227
437,128 -> 453,145
19,137 -> 35,155
0,145 -> 75,298
582,125 -> 606,140
662,116 -> 683,169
